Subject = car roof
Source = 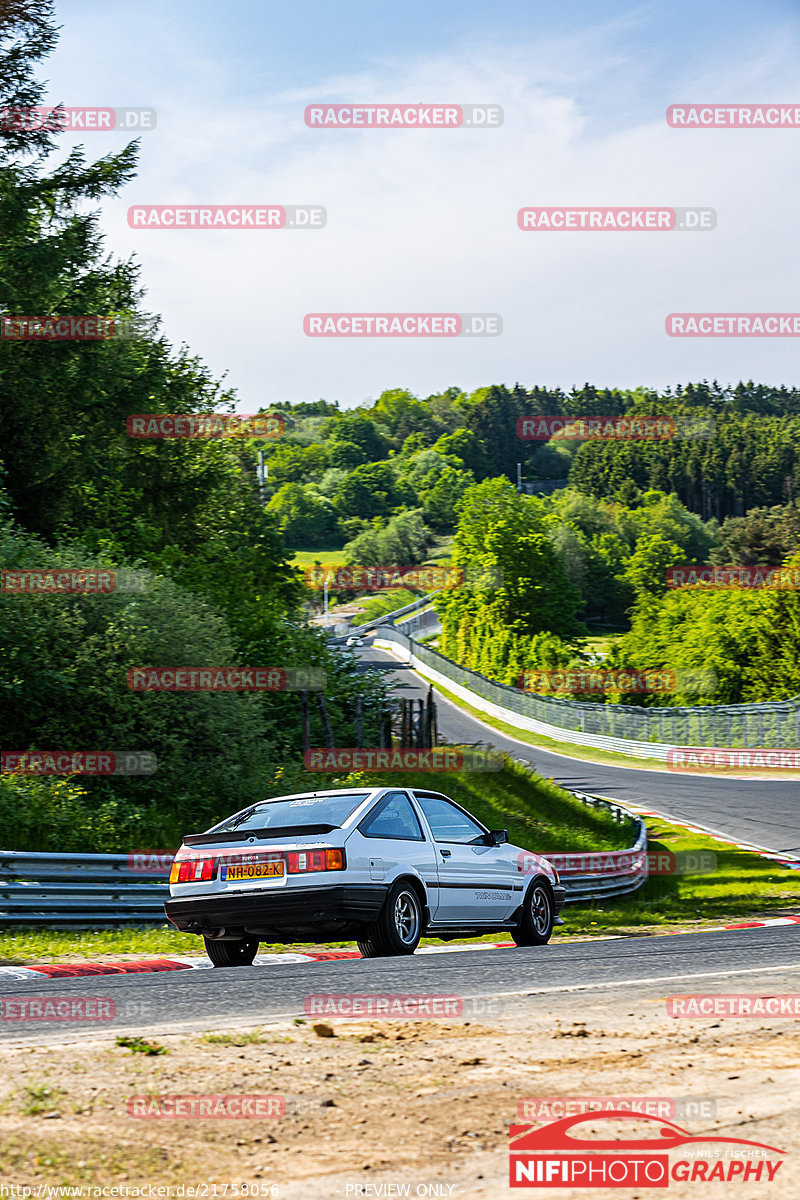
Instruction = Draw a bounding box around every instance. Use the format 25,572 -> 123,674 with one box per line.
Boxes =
263,787 -> 380,801
263,787 -> 460,802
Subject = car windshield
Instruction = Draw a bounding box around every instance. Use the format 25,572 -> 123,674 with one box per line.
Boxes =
212,793 -> 370,834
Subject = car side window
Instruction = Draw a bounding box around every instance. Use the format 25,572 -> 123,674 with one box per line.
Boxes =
360,791 -> 425,841
416,795 -> 487,845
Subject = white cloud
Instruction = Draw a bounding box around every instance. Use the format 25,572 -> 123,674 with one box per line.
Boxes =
42,10 -> 800,406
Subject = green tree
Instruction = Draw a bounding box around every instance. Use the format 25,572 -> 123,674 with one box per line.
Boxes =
367,389 -> 438,442
431,429 -> 489,478
712,503 -> 800,566
324,413 -> 387,461
344,509 -> 431,566
0,1 -> 393,838
743,551 -> 800,699
334,462 -> 405,519
328,440 -> 368,470
622,534 -> 685,598
439,478 -> 585,649
463,385 -> 528,478
260,443 -> 329,489
421,466 -> 475,530
266,483 -> 338,546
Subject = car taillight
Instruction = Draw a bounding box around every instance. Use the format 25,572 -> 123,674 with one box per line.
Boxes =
287,847 -> 345,874
170,857 -> 217,883
552,867 -> 560,885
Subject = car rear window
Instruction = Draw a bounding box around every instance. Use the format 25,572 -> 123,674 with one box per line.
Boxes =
213,793 -> 369,833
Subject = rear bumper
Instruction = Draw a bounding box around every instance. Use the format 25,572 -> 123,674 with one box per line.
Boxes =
164,884 -> 388,939
552,885 -> 567,914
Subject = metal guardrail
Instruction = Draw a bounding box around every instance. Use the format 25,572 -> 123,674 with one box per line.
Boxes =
395,607 -> 441,638
546,789 -> 648,902
0,851 -> 170,926
0,790 -> 646,925
376,623 -> 800,753
346,591 -> 440,638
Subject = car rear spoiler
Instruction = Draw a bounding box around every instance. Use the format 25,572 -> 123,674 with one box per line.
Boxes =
183,823 -> 337,846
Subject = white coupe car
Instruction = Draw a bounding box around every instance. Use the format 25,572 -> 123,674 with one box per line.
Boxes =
165,786 -> 566,965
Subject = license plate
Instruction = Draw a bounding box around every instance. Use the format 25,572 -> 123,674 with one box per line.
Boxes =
222,860 -> 284,882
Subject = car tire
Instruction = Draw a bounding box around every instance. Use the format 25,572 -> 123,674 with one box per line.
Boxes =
203,935 -> 259,967
511,879 -> 554,946
357,881 -> 423,957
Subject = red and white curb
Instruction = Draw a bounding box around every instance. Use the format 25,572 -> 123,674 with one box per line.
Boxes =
0,942 -> 514,980
2,919 -> 799,981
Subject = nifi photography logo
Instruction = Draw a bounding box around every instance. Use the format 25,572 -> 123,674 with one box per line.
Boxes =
508,1111 -> 784,1187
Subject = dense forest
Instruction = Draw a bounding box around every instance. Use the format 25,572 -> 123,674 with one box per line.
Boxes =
261,381 -> 800,545
256,385 -> 800,706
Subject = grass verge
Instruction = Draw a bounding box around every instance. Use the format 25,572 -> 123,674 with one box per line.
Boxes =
290,547 -> 349,568
557,808 -> 799,936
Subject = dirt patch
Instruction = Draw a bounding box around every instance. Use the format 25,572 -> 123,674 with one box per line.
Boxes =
0,989 -> 798,1197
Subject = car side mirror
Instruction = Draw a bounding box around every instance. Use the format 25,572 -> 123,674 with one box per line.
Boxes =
488,829 -> 509,846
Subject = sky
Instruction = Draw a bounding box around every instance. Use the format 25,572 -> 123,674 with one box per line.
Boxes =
36,0 -> 800,409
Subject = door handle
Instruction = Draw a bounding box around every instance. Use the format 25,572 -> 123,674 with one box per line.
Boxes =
440,848 -> 451,858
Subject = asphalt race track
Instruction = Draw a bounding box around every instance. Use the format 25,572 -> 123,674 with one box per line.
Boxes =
357,641 -> 800,855
3,926 -> 800,1044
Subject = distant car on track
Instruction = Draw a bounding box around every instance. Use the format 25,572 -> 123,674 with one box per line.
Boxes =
165,786 -> 566,966
345,635 -> 365,647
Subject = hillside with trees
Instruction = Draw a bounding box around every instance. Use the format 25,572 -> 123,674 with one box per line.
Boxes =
259,387 -> 800,706
0,1 -> 388,848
